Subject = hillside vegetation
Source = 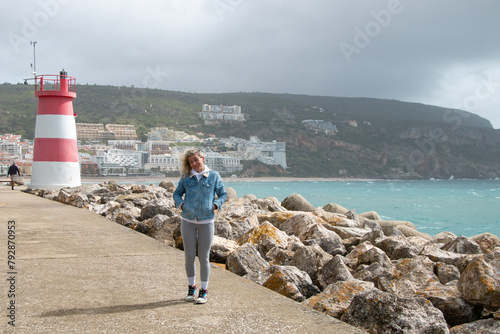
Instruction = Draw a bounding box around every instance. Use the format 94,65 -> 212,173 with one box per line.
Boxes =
1,83 -> 499,179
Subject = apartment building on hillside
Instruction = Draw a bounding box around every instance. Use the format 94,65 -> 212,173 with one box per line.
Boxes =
200,104 -> 245,124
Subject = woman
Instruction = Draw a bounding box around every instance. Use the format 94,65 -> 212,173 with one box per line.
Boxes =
173,148 -> 227,304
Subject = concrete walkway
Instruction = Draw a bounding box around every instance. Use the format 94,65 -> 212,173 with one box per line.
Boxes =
1,184 -> 366,334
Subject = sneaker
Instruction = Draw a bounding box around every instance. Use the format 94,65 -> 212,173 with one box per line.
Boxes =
186,285 -> 197,302
195,288 -> 208,304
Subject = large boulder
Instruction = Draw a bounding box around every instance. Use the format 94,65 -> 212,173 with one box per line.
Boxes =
289,244 -> 333,285
470,233 -> 500,254
210,236 -> 238,264
237,221 -> 289,257
341,289 -> 450,334
317,255 -> 354,289
421,283 -> 482,327
261,265 -> 320,302
376,235 -> 421,260
225,187 -> 237,201
303,279 -> 374,318
458,250 -> 500,311
449,319 -> 500,334
147,215 -> 181,246
226,243 -> 269,277
322,202 -> 349,215
441,236 -> 482,255
281,193 -> 315,212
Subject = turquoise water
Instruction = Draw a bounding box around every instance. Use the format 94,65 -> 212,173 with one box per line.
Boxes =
223,179 -> 500,238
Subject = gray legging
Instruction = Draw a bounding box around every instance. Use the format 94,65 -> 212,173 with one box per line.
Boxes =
180,220 -> 214,283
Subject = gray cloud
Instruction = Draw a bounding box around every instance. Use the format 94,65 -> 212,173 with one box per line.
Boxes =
2,0 -> 499,128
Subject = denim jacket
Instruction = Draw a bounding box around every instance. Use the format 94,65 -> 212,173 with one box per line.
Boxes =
173,171 -> 227,221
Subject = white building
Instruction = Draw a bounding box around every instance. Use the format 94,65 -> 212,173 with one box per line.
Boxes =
145,154 -> 180,172
200,104 -> 245,123
92,149 -> 148,175
220,136 -> 287,168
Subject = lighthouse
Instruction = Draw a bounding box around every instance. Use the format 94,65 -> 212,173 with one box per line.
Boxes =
29,70 -> 81,190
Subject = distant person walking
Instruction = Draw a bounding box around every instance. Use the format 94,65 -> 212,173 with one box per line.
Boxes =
173,148 -> 227,304
7,162 -> 21,190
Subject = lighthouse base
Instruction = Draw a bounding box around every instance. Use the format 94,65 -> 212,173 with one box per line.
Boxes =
29,161 -> 81,190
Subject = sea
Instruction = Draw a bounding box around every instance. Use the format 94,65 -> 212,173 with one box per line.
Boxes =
220,179 -> 500,238
106,178 -> 499,238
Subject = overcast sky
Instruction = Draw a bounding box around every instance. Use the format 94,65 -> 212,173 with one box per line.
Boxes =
1,0 -> 499,128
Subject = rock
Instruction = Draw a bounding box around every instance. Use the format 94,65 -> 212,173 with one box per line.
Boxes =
431,231 -> 458,245
131,221 -> 149,234
289,244 -> 333,285
397,224 -> 432,240
56,188 -> 72,204
322,202 -> 349,215
326,225 -> 371,239
220,198 -> 256,220
353,244 -> 394,283
159,180 -> 176,192
301,222 -> 346,256
303,236 -> 346,257
449,319 -> 500,334
225,187 -> 237,201
115,211 -> 139,228
261,265 -> 320,302
226,243 -> 269,277
376,235 -> 421,260
359,211 -> 381,220
68,193 -> 89,208
435,261 -> 461,285
257,211 -> 299,227
421,283 -> 482,327
356,245 -> 393,270
377,220 -> 433,240
274,213 -> 319,240
251,198 -> 286,212
458,250 -> 500,311
441,236 -> 482,255
214,218 -> 233,240
266,247 -> 294,265
360,229 -> 384,246
229,215 -> 260,241
92,201 -> 120,216
243,194 -> 257,201
117,192 -> 155,202
317,255 -> 354,289
345,209 -> 360,223
303,279 -> 375,319
471,233 -> 500,254
420,244 -> 467,267
210,236 -> 238,264
345,242 -> 374,269
140,203 -> 174,220
281,193 -> 315,212
340,289 -> 450,334
376,256 -> 440,300
407,236 -> 430,249
147,215 -> 181,246
237,221 -> 289,257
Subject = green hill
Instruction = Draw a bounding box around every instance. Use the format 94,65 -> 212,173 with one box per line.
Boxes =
1,83 -> 498,179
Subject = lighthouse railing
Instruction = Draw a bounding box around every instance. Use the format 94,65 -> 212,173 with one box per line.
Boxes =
35,74 -> 76,93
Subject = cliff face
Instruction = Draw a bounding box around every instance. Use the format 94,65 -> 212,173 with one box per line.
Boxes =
283,126 -> 500,179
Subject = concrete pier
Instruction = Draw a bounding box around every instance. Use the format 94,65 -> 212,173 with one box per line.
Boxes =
1,185 -> 366,333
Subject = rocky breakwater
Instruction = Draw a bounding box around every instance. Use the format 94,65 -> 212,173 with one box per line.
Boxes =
25,182 -> 500,334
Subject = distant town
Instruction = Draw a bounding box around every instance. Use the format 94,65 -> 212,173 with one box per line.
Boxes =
0,104 -> 290,178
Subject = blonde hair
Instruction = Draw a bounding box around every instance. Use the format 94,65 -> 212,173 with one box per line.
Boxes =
180,148 -> 204,177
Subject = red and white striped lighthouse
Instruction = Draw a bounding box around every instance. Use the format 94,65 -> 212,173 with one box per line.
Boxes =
29,70 -> 81,190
